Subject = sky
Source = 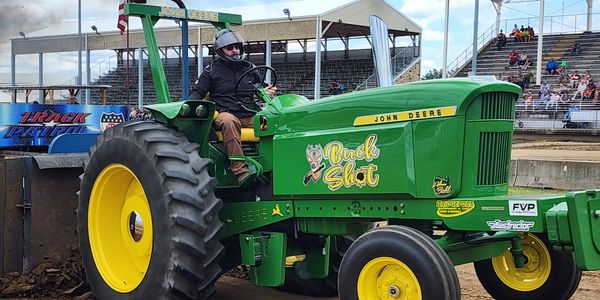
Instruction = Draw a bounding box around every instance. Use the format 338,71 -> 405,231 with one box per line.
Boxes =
0,0 -> 597,88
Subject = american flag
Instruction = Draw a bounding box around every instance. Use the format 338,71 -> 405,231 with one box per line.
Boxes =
117,0 -> 128,34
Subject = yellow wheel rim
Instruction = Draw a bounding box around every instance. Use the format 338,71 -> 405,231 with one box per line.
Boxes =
357,257 -> 422,300
88,164 -> 153,292
492,234 -> 551,291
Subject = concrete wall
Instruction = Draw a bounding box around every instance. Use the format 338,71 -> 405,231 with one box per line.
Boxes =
510,159 -> 600,190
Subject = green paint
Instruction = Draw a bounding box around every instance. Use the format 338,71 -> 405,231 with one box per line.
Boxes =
239,232 -> 287,286
221,201 -> 293,237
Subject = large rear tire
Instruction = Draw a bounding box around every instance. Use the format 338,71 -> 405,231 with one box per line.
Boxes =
78,120 -> 224,299
474,233 -> 581,300
338,225 -> 460,300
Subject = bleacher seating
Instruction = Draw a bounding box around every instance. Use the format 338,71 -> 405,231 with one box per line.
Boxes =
456,31 -> 600,129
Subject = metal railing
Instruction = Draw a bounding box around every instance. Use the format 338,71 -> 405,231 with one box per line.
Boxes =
515,102 -> 600,130
447,23 -> 497,78
57,54 -> 119,101
448,13 -> 600,78
353,45 -> 419,91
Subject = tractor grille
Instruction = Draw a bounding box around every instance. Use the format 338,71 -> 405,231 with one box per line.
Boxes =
477,131 -> 510,185
480,92 -> 515,120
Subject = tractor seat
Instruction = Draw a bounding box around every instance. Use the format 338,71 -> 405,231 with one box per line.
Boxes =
213,112 -> 260,142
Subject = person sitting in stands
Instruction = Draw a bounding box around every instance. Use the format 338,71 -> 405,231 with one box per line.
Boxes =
583,80 -> 596,101
594,84 -> 600,105
527,26 -> 535,39
509,24 -> 519,37
329,80 -> 339,95
524,91 -> 534,110
338,82 -> 346,94
522,71 -> 532,88
539,81 -> 550,98
557,67 -> 568,84
514,29 -> 522,42
517,53 -> 527,67
522,56 -> 532,70
545,58 -> 558,75
546,92 -> 560,110
571,80 -> 587,101
497,30 -> 507,50
521,27 -> 530,42
569,41 -> 581,56
583,70 -> 593,85
558,83 -> 570,102
569,70 -> 581,88
505,49 -> 519,69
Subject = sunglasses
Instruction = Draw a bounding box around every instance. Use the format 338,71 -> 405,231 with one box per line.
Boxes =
225,45 -> 240,51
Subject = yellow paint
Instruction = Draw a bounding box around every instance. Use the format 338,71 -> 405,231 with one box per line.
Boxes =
285,254 -> 306,267
323,162 -> 379,191
358,256 -> 422,300
88,164 -> 152,293
353,106 -> 457,126
492,234 -> 551,291
272,204 -> 284,217
436,200 -> 475,217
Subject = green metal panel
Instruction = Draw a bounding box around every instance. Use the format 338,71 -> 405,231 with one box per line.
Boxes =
239,232 -> 287,287
273,123 -> 415,197
565,190 -> 600,270
412,117 -> 464,198
436,231 -> 516,265
296,218 -> 374,235
294,236 -> 330,279
126,3 -> 241,26
220,201 -> 293,237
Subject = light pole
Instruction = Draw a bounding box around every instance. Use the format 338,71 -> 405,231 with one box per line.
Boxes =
78,0 -> 82,93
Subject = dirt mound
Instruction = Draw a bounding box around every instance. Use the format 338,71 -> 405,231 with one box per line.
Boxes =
0,248 -> 91,299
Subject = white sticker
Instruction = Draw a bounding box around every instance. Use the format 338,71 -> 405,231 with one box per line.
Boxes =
486,220 -> 535,232
508,200 -> 538,217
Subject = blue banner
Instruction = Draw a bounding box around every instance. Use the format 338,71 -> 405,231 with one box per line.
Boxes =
0,104 -> 128,147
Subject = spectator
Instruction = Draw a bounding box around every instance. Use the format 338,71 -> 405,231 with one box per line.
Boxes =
329,80 -> 339,95
569,70 -> 581,88
557,67 -> 568,84
546,92 -> 560,110
571,80 -> 587,101
517,53 -> 527,67
509,24 -> 519,37
505,49 -> 519,69
497,30 -> 507,50
569,41 -> 580,56
594,84 -> 600,105
524,91 -> 534,110
559,56 -> 568,72
539,81 -> 550,98
527,26 -> 535,39
558,82 -> 570,100
521,56 -> 532,70
546,58 -> 558,75
69,95 -> 79,104
521,27 -> 530,42
338,82 -> 346,94
514,29 -> 522,42
583,70 -> 593,85
522,71 -> 532,88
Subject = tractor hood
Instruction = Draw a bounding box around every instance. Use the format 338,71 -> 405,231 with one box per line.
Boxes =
257,78 -> 521,136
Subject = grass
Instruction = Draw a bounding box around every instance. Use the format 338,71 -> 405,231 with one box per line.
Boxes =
509,186 -> 571,195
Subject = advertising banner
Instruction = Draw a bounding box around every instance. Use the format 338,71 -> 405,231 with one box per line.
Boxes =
0,104 -> 128,148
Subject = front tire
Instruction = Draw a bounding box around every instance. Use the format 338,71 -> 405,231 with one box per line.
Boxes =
338,226 -> 460,300
474,233 -> 581,300
78,120 -> 224,299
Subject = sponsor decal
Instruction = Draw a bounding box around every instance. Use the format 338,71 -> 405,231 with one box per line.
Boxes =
100,112 -> 126,131
353,106 -> 457,126
272,204 -> 284,217
4,110 -> 92,140
486,219 -> 535,232
432,176 -> 452,196
481,206 -> 505,211
303,134 -> 380,191
436,200 -> 475,217
509,200 -> 538,217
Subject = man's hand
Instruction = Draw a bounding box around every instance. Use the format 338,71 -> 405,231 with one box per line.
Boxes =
265,84 -> 277,97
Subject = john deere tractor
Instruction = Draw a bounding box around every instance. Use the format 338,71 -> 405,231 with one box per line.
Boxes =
77,3 -> 600,300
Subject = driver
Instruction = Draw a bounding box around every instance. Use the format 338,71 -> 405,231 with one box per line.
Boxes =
190,28 -> 276,183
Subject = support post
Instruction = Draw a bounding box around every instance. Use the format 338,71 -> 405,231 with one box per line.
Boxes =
536,0 -> 545,86
138,47 -> 143,108
442,0 -> 450,78
265,40 -> 272,84
587,0 -> 592,32
198,26 -> 203,76
77,0 -> 82,102
472,0 -> 480,75
38,53 -> 43,103
314,16 -> 322,99
11,51 -> 16,103
86,35 -> 91,104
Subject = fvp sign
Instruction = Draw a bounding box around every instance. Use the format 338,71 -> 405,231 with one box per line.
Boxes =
508,200 -> 538,217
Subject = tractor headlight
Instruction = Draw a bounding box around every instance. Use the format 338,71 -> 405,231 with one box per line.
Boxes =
179,104 -> 191,117
195,105 -> 207,118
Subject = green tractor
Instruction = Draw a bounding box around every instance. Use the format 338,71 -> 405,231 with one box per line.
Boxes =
77,3 -> 600,300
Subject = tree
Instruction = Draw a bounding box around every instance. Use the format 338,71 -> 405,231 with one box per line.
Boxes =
422,69 -> 443,80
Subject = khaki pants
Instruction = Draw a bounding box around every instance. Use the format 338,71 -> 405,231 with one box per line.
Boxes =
214,112 -> 253,176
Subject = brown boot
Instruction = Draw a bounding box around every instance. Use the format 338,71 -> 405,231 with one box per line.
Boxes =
237,172 -> 250,184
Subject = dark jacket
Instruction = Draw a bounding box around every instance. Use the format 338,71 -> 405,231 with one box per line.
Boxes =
189,58 -> 260,118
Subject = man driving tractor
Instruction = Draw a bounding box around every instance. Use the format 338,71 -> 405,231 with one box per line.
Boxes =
190,29 -> 277,183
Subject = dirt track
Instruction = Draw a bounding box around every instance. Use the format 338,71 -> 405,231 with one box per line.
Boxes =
511,141 -> 600,162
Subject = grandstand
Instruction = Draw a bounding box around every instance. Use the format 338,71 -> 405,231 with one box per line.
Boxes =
454,31 -> 600,130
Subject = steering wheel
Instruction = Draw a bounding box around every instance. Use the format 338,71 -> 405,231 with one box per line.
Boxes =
234,65 -> 278,100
